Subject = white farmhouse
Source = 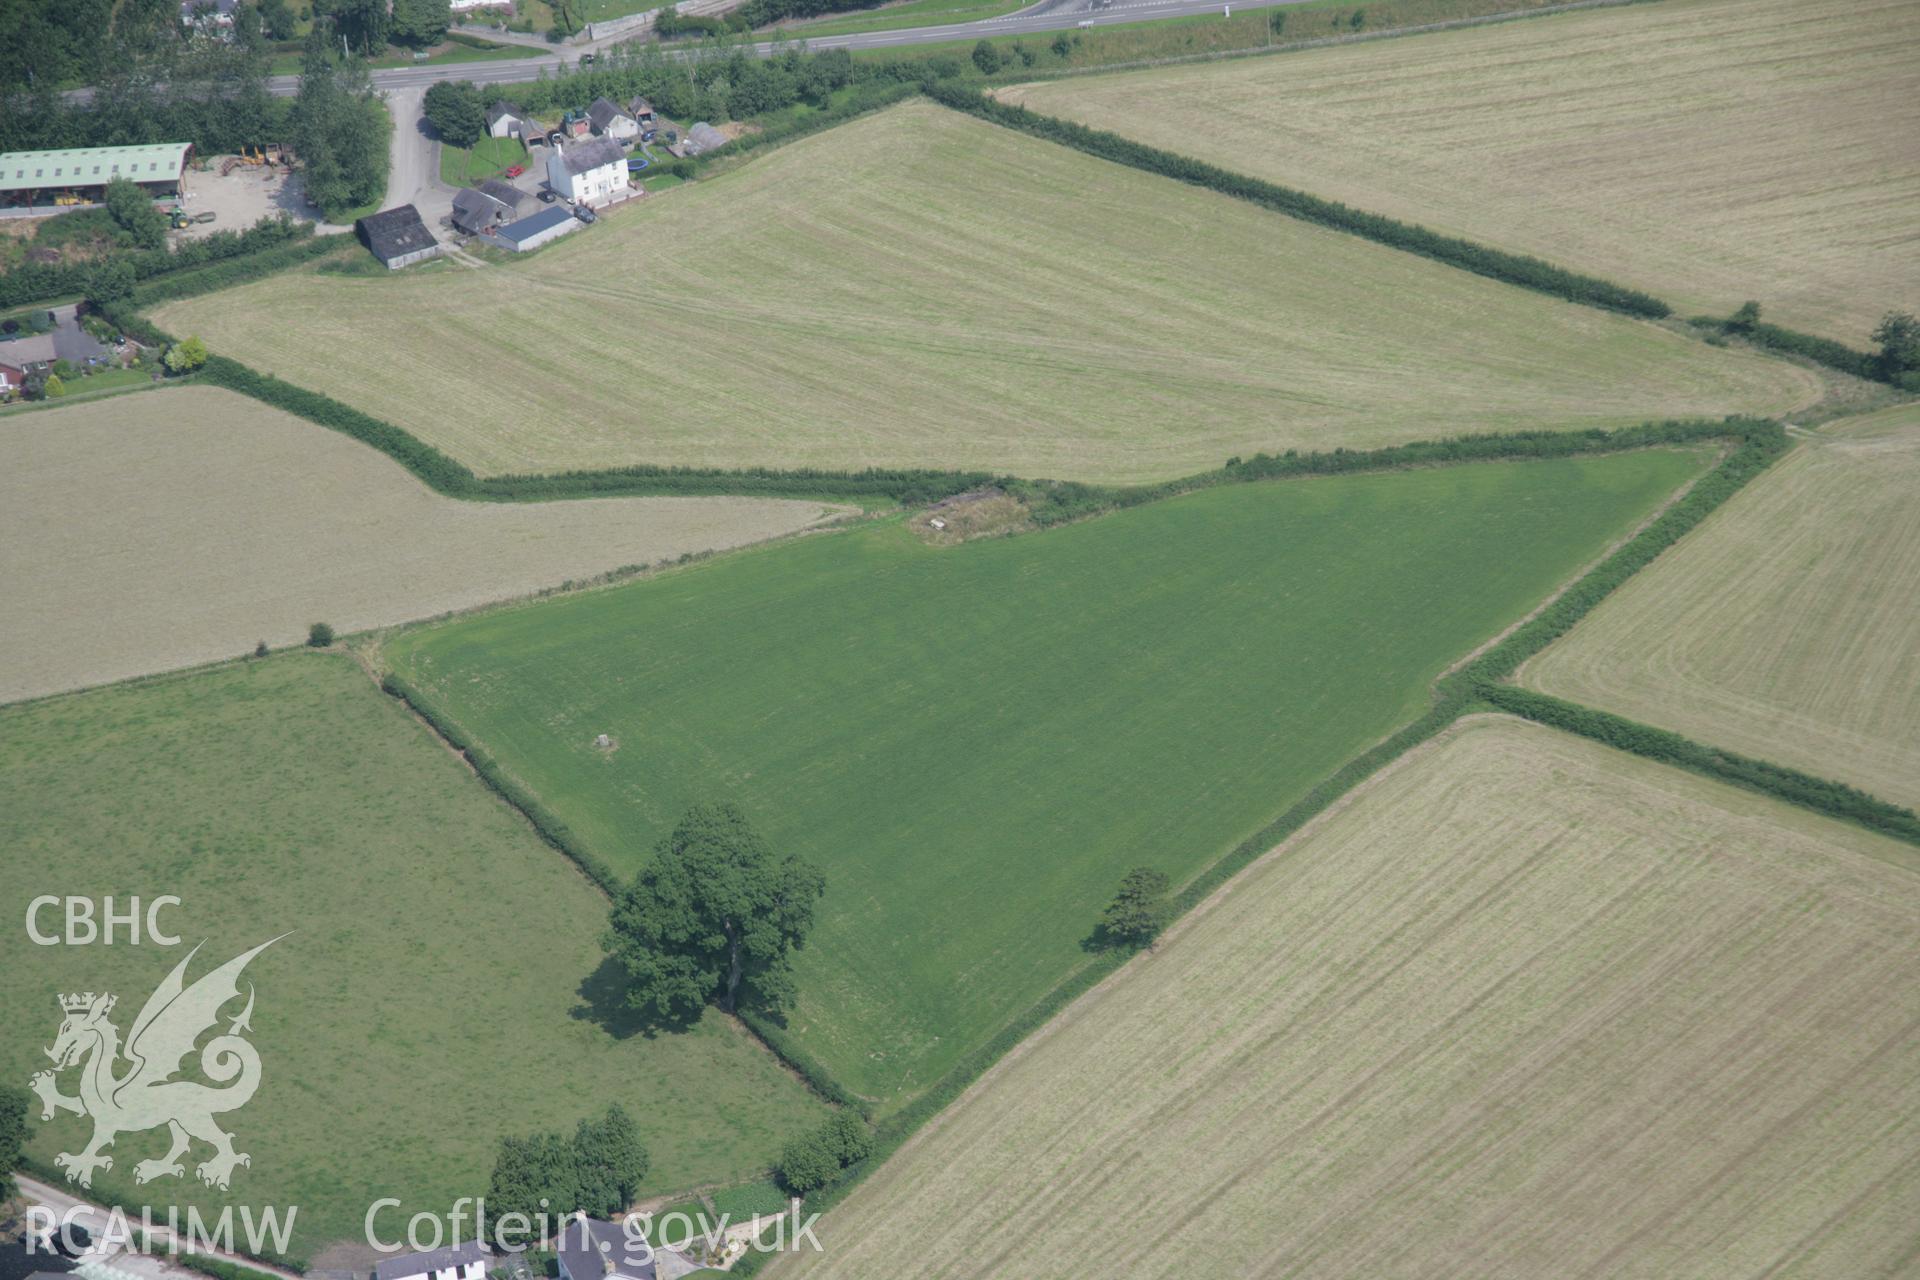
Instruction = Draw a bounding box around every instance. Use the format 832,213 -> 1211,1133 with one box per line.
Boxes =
374,1240 -> 491,1280
546,138 -> 627,206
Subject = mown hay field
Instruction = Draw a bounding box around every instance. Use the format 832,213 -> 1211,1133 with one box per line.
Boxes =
0,654 -> 830,1258
0,387 -> 846,705
158,103 -> 1810,483
1003,0 -> 1920,346
778,717 -> 1920,1280
386,449 -> 1703,1110
1520,404 -> 1920,808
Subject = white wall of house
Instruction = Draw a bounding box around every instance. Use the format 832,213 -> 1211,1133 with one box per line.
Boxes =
599,115 -> 640,142
546,152 -> 625,205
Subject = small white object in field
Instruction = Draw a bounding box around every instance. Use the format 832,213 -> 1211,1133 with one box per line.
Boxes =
930,517 -> 947,530
594,733 -> 613,748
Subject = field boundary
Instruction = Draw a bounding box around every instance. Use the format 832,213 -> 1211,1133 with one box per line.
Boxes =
721,414 -> 1920,1271
973,0 -> 1659,84
921,82 -> 1669,318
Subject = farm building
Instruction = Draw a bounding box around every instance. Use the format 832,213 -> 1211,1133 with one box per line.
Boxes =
485,101 -> 539,143
357,205 -> 442,270
554,1217 -> 657,1280
627,97 -> 656,126
489,205 -> 580,253
0,142 -> 193,209
373,1241 -> 490,1280
451,186 -> 515,235
546,138 -> 626,205
587,96 -> 640,142
683,123 -> 729,156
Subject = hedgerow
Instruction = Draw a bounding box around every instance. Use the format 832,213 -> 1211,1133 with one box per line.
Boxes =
922,83 -> 1671,319
1461,419 -> 1786,684
1697,312 -> 1884,382
1481,687 -> 1920,843
380,673 -> 625,892
0,216 -> 315,310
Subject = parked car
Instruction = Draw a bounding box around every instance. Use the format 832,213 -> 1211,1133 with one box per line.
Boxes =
504,164 -> 525,178
538,188 -> 558,203
574,205 -> 597,224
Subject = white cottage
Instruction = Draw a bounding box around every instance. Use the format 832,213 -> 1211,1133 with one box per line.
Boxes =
545,137 -> 626,206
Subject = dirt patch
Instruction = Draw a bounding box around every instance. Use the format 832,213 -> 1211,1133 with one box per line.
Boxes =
910,488 -> 1034,546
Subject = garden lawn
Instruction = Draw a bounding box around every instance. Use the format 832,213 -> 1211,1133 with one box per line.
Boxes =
157,102 -> 1810,483
439,135 -> 529,186
0,654 -> 829,1258
386,448 -> 1704,1110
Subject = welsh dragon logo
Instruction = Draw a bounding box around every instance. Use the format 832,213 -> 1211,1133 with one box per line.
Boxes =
29,938 -> 284,1191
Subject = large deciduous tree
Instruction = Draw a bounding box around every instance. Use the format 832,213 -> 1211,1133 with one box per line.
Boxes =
390,0 -> 451,48
1100,867 -> 1172,949
604,803 -> 826,1020
487,1131 -> 582,1224
423,79 -> 485,148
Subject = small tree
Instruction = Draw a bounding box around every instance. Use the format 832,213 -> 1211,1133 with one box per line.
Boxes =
254,639 -> 270,657
487,1131 -> 581,1224
165,336 -> 210,374
390,0 -> 452,47
1100,867 -> 1172,949
43,373 -> 66,398
0,1084 -> 28,1202
85,257 -> 137,307
1051,32 -> 1072,58
776,1111 -> 872,1195
103,176 -> 168,250
572,1105 -> 650,1218
1872,311 -> 1919,381
604,803 -> 826,1019
1349,8 -> 1365,28
971,39 -> 1002,75
307,622 -> 335,647
1726,300 -> 1762,333
776,1130 -> 838,1196
1269,10 -> 1286,34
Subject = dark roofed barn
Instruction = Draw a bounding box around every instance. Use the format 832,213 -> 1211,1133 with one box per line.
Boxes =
476,179 -> 527,214
357,205 -> 441,270
450,187 -> 513,236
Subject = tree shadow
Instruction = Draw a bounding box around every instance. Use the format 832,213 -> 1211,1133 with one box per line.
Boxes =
570,956 -> 700,1040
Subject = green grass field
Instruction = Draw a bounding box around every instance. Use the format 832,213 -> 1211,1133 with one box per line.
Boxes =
0,655 -> 829,1257
157,102 -> 1811,483
386,449 -> 1705,1110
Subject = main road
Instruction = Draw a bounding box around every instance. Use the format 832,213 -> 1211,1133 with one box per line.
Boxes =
268,0 -> 1300,95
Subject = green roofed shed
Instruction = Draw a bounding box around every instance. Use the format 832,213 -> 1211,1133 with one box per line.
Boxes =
0,142 -> 193,201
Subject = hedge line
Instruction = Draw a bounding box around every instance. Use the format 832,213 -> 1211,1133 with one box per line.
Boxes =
739,1010 -> 870,1113
380,672 -> 626,893
1462,419 -> 1785,684
922,83 -> 1671,319
732,418 -> 1795,1268
0,217 -> 316,310
1481,686 -> 1920,844
129,234 -> 353,310
1697,313 -> 1900,384
1013,417 -> 1749,526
